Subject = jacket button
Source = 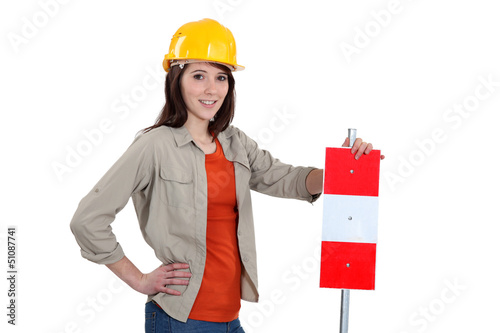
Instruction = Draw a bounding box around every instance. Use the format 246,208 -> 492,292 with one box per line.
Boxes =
243,257 -> 249,262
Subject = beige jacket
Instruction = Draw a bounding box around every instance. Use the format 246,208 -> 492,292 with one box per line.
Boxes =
70,125 -> 319,322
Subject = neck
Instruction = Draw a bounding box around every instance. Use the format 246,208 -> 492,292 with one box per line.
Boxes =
184,117 -> 212,143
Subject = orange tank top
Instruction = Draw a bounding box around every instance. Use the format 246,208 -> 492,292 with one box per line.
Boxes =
188,138 -> 241,322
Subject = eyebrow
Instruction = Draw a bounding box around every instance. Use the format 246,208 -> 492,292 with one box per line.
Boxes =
189,69 -> 228,76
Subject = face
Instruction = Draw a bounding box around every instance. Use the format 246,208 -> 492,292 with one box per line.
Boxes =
180,62 -> 229,125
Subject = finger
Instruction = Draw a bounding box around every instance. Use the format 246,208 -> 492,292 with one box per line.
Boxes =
364,143 -> 373,155
163,263 -> 190,272
355,142 -> 368,160
380,154 -> 385,160
351,138 -> 363,154
341,137 -> 349,147
165,278 -> 190,286
159,286 -> 182,296
165,270 -> 192,279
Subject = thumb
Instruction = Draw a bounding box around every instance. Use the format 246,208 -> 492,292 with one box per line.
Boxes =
341,137 -> 349,147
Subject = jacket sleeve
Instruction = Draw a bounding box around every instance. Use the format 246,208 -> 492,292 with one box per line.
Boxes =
69,133 -> 154,265
236,128 -> 321,203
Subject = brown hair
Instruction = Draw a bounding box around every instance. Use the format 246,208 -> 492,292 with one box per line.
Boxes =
140,62 -> 236,139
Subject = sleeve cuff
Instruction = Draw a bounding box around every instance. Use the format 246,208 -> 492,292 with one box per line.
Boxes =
300,167 -> 322,204
81,243 -> 125,265
309,192 -> 322,203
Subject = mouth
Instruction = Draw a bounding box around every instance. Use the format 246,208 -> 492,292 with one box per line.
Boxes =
199,100 -> 216,105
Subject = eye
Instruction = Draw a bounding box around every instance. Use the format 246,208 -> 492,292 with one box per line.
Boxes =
217,75 -> 228,82
193,74 -> 204,80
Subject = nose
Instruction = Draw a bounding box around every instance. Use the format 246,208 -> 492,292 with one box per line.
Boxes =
204,78 -> 217,94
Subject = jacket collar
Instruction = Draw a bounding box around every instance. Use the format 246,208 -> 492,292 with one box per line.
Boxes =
168,126 -> 194,148
217,125 -> 237,141
167,125 -> 247,168
168,125 -> 238,147
218,126 -> 250,169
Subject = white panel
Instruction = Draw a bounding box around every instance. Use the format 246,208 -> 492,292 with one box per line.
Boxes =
322,194 -> 378,243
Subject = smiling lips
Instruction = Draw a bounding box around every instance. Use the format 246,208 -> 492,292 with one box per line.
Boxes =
199,100 -> 217,107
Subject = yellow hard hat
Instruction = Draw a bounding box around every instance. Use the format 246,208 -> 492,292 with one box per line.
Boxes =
163,18 -> 244,72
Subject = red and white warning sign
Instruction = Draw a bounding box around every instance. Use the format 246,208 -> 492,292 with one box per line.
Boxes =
320,147 -> 381,290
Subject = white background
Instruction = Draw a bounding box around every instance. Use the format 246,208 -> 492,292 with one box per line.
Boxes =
1,0 -> 499,332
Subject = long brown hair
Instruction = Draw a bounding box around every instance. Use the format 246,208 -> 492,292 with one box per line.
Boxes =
140,62 -> 236,139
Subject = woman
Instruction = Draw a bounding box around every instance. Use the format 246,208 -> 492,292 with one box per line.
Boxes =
70,18 -> 381,332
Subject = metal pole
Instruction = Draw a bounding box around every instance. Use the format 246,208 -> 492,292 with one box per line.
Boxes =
340,289 -> 350,333
348,128 -> 357,148
340,128 -> 356,333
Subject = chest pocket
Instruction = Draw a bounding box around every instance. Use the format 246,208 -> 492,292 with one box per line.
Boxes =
159,167 -> 194,210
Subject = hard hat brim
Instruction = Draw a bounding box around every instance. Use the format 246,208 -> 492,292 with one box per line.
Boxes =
163,57 -> 244,72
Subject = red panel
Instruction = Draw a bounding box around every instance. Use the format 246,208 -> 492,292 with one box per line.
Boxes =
320,241 -> 376,290
324,148 -> 380,197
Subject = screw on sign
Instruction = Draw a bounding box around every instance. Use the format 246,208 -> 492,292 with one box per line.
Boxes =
320,129 -> 381,332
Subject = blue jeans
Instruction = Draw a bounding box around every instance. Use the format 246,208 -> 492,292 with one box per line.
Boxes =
145,301 -> 245,333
